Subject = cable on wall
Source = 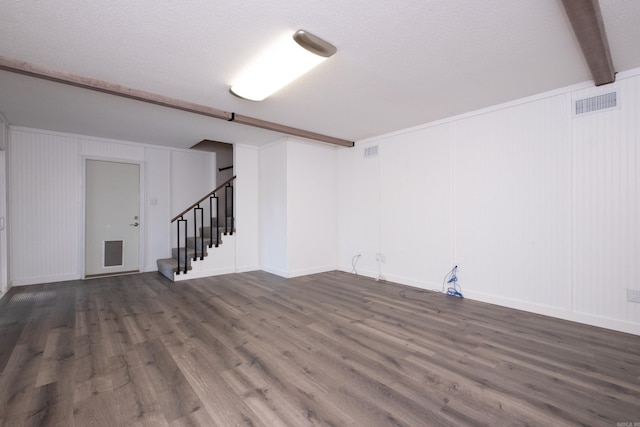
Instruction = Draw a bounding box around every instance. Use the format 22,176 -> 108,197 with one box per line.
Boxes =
443,265 -> 463,298
351,254 -> 361,275
375,253 -> 386,282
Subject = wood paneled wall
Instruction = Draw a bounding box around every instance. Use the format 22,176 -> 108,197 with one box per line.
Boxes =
338,70 -> 640,334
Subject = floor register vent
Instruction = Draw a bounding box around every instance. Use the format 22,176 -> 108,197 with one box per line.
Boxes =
574,91 -> 618,115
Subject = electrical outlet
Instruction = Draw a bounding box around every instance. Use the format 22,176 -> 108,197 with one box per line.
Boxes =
627,289 -> 640,303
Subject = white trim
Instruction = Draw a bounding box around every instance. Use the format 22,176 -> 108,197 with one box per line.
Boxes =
9,125 -> 198,155
355,82 -> 590,145
173,267 -> 236,281
462,290 -> 640,336
235,264 -> 261,273
338,265 -> 445,292
257,136 -> 289,152
144,264 -> 159,273
0,112 -> 8,151
337,265 -> 381,281
336,266 -> 640,336
11,273 -> 81,287
0,147 -> 7,295
355,66 -> 640,146
233,142 -> 260,151
287,265 -> 338,278
261,265 -> 290,278
615,66 -> 640,80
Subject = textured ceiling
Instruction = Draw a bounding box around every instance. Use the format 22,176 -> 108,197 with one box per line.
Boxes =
1,0 -> 640,149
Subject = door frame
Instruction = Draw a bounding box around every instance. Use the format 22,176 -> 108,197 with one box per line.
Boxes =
0,150 -> 7,295
80,156 -> 145,279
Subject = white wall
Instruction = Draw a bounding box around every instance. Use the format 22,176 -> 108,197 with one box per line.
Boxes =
571,78 -> 640,327
169,150 -> 216,246
259,137 -> 338,278
287,139 -> 337,277
338,124 -> 454,288
338,70 -> 640,335
259,139 -> 288,276
216,143 -> 234,218
7,127 -> 213,285
9,129 -> 82,285
144,148 -> 171,271
337,143 -> 381,278
454,95 -> 572,310
235,144 -> 260,272
382,124 -> 454,288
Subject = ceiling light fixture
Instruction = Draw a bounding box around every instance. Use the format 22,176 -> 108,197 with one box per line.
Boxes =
230,30 -> 337,102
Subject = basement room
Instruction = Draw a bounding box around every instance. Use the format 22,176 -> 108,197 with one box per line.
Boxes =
0,1 -> 639,425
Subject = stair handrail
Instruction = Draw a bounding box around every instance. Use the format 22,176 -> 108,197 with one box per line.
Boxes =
171,175 -> 236,275
171,175 -> 236,223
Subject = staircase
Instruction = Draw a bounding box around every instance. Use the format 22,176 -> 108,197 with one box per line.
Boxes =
157,176 -> 236,282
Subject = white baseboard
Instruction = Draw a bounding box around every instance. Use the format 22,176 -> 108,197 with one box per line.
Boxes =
236,264 -> 260,273
263,265 -> 339,279
287,265 -> 337,278
338,266 -> 639,336
144,264 -> 158,273
11,273 -> 82,286
261,265 -> 289,278
338,265 -> 375,277
462,290 -> 640,336
173,267 -> 236,281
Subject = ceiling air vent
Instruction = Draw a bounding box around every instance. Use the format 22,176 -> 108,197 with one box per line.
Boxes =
574,91 -> 618,115
364,146 -> 378,158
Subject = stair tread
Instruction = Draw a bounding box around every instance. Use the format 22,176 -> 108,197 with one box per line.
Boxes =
157,258 -> 193,272
158,215 -> 236,281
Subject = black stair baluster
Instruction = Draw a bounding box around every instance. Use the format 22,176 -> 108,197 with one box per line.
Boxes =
224,185 -> 228,236
230,183 -> 234,235
212,193 -> 219,247
194,204 -> 204,261
224,183 -> 232,235
167,176 -> 235,280
177,217 -> 187,274
208,194 -> 213,248
198,205 -> 204,260
176,217 -> 181,275
226,182 -> 234,236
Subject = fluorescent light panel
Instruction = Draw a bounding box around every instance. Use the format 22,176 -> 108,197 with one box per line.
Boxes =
230,30 -> 336,101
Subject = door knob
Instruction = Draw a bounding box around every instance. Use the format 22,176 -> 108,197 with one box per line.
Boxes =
130,222 -> 139,227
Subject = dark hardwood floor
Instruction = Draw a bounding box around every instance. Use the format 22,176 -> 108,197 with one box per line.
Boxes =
0,270 -> 638,426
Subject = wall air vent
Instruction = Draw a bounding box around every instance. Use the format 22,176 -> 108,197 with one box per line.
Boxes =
574,91 -> 618,115
364,146 -> 378,158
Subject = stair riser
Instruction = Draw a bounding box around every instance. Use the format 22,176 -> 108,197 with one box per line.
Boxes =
186,237 -> 213,252
156,258 -> 191,280
199,227 -> 222,241
170,249 -> 198,266
158,215 -> 235,282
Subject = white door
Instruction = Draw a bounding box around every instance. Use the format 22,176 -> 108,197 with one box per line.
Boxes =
85,160 -> 140,277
